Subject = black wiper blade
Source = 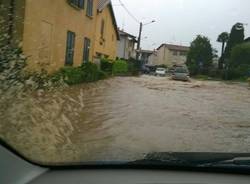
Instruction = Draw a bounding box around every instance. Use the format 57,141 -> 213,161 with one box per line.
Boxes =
129,152 -> 250,167
203,157 -> 250,167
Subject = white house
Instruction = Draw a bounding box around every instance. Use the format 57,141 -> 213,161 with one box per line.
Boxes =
148,44 -> 189,67
117,30 -> 137,60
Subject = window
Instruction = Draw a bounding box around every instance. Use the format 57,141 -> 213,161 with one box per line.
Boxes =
173,51 -> 178,56
86,0 -> 93,17
101,19 -> 105,38
83,37 -> 91,63
68,0 -> 84,9
65,31 -> 75,66
180,51 -> 187,56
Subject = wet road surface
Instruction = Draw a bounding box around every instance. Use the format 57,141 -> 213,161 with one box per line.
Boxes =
1,76 -> 250,163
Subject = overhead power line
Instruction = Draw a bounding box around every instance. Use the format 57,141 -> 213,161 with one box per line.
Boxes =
118,0 -> 140,24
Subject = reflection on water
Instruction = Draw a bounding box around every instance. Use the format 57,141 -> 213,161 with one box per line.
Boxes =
1,76 -> 250,164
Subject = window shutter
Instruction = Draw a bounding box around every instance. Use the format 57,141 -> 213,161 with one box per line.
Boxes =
79,0 -> 84,9
87,0 -> 93,16
83,38 -> 91,63
65,31 -> 75,66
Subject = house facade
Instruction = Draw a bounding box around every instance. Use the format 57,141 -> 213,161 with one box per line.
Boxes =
93,0 -> 119,61
1,0 -> 119,73
148,44 -> 189,67
117,30 -> 137,60
137,50 -> 154,65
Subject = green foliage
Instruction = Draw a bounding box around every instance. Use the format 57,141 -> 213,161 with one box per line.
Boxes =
127,58 -> 141,76
56,67 -> 84,85
100,58 -> 113,74
217,32 -> 229,44
230,43 -> 250,67
222,42 -> 250,80
80,62 -> 101,82
0,45 -> 27,90
186,35 -> 213,75
223,65 -> 250,80
224,23 -> 245,59
52,62 -> 106,85
112,60 -> 128,76
98,70 -> 109,80
217,32 -> 229,69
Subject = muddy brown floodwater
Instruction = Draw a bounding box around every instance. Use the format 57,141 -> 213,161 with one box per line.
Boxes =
1,76 -> 250,164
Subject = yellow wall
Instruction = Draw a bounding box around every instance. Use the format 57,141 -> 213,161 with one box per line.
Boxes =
21,0 -> 99,73
93,6 -> 118,60
3,0 -> 119,73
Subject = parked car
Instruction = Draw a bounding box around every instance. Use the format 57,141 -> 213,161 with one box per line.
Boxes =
172,67 -> 190,81
155,68 -> 167,77
141,65 -> 150,74
169,67 -> 175,74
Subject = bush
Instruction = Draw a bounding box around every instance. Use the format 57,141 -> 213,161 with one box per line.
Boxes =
52,62 -> 107,85
223,43 -> 250,80
223,65 -> 250,80
80,62 -> 101,82
112,60 -> 128,76
98,70 -> 109,80
127,58 -> 141,76
100,58 -> 113,74
55,67 -> 84,85
0,46 -> 27,90
230,43 -> 250,66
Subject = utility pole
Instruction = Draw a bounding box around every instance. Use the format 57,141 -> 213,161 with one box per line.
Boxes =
136,20 -> 156,60
136,22 -> 143,60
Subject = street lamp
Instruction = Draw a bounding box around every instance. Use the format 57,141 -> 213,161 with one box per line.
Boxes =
136,20 -> 156,60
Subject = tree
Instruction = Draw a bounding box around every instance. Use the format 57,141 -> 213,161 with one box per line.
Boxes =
224,23 -> 245,60
224,42 -> 250,79
186,35 -> 213,75
217,32 -> 229,69
230,43 -> 250,67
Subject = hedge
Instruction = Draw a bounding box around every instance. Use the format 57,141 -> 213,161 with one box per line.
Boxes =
112,60 -> 128,76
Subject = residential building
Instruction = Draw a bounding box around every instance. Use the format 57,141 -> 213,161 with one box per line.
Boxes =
137,50 -> 154,65
117,29 -> 137,60
1,0 -> 119,73
93,0 -> 119,61
148,44 -> 189,67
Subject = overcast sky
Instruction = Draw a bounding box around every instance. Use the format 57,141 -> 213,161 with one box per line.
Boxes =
112,0 -> 250,53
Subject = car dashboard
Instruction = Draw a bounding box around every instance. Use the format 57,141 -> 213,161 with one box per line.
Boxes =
1,144 -> 250,184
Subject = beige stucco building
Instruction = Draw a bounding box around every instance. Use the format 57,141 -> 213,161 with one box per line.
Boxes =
148,44 -> 189,67
1,0 -> 119,73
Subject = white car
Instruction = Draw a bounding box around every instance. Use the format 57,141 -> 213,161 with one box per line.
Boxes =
155,68 -> 167,76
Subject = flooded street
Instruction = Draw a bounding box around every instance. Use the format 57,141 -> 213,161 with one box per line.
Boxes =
1,76 -> 250,164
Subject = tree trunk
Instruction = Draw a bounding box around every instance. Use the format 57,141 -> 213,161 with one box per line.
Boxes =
218,42 -> 225,69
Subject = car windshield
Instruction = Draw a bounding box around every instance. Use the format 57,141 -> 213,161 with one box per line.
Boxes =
1,0 -> 250,166
175,68 -> 188,73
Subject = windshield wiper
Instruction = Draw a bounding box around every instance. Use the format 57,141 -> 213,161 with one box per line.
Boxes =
128,152 -> 250,169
